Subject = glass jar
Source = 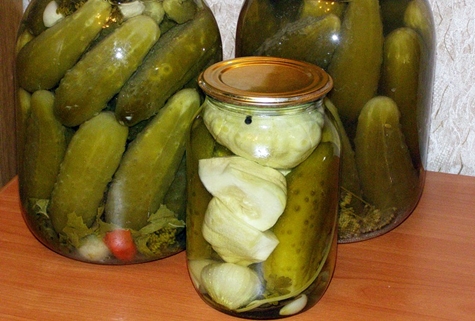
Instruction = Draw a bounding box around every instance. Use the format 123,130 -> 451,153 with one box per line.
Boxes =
186,57 -> 340,318
15,0 -> 222,264
235,0 -> 435,242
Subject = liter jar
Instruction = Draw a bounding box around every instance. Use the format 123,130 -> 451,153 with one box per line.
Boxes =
236,0 -> 435,242
15,0 -> 222,264
186,57 -> 340,318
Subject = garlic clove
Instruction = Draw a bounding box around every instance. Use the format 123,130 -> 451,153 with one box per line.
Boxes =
43,1 -> 64,28
201,262 -> 262,310
279,294 -> 308,316
119,1 -> 146,19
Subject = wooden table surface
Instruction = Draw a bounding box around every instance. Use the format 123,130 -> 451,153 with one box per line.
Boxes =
1,172 -> 474,320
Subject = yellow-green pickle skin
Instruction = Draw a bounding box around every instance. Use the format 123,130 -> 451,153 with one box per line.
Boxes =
105,89 -> 201,231
54,14 -> 160,127
16,0 -> 112,92
115,8 -> 222,126
354,96 -> 419,212
327,0 -> 384,129
48,112 -> 128,234
263,142 -> 339,294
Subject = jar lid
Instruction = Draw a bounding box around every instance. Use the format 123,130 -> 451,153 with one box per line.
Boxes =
198,56 -> 333,106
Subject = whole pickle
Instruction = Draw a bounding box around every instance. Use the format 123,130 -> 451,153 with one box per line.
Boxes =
354,96 -> 419,212
16,0 -> 111,92
263,142 -> 339,295
235,0 -> 280,57
22,90 -> 67,200
54,15 -> 160,127
105,89 -> 201,230
327,0 -> 384,130
115,8 -> 221,126
379,27 -> 422,167
49,112 -> 128,233
255,14 -> 341,69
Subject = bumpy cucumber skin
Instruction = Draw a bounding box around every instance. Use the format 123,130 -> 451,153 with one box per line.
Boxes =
54,15 -> 160,127
105,89 -> 201,230
115,8 -> 221,126
16,0 -> 111,92
186,116 -> 215,260
263,142 -> 339,294
49,112 -> 128,234
379,27 -> 422,167
354,96 -> 419,212
255,14 -> 341,69
22,90 -> 67,200
327,0 -> 384,129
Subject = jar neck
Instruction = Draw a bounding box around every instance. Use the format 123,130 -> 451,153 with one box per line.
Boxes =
204,96 -> 325,116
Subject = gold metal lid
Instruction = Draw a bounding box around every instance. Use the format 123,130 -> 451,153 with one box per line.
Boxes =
198,56 -> 333,106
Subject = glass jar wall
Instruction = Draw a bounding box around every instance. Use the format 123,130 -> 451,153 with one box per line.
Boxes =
186,57 -> 340,318
235,0 -> 435,242
15,0 -> 222,264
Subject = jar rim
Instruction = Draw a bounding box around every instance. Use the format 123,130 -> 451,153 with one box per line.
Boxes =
198,56 -> 333,106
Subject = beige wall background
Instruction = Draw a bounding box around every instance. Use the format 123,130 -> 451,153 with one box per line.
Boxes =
20,0 -> 475,176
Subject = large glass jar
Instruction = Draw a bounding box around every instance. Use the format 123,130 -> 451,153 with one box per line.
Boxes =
15,0 -> 222,264
186,57 -> 340,318
235,0 -> 435,242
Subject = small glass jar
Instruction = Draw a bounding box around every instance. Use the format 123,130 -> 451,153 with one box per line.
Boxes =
235,0 -> 435,242
186,57 -> 340,318
15,0 -> 222,264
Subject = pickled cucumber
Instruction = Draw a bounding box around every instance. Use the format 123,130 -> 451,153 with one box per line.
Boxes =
235,0 -> 279,57
115,8 -> 221,126
163,0 -> 197,23
22,90 -> 67,200
186,118 -> 215,260
105,89 -> 201,231
354,96 -> 419,212
379,27 -> 422,166
254,14 -> 341,69
263,142 -> 339,294
380,0 -> 411,35
54,15 -> 160,127
49,112 -> 128,234
327,0 -> 384,129
16,0 -> 111,92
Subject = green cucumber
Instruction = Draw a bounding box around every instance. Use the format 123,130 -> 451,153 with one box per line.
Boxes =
379,27 -> 422,167
105,89 -> 201,230
22,90 -> 67,200
16,0 -> 111,92
115,7 -> 221,126
263,142 -> 339,294
254,14 -> 341,69
49,112 -> 128,233
54,15 -> 160,127
327,0 -> 384,128
354,96 -> 419,212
